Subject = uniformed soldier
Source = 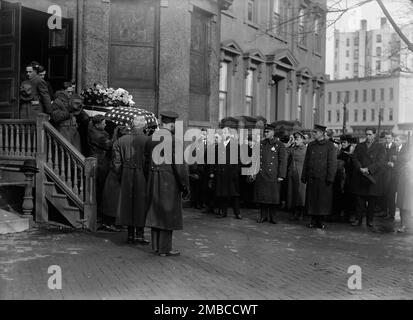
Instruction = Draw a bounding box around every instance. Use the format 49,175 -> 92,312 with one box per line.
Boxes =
253,123 -> 287,224
301,124 -> 337,229
146,111 -> 189,256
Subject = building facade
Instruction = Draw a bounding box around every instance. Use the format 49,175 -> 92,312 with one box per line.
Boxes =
219,0 -> 327,128
325,71 -> 413,137
0,0 -> 232,127
333,18 -> 413,80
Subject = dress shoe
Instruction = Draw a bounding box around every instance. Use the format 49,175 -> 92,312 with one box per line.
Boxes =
256,217 -> 267,223
351,220 -> 362,226
235,214 -> 242,220
158,250 -> 180,257
366,222 -> 374,228
134,238 -> 150,245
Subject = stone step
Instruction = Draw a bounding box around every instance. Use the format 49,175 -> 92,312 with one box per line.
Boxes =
0,208 -> 30,234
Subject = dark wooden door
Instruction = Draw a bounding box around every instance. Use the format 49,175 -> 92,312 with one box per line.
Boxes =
0,1 -> 21,119
47,18 -> 73,92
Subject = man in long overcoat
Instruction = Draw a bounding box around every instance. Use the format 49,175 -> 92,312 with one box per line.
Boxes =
113,116 -> 150,244
214,123 -> 242,219
302,125 -> 337,229
146,111 -> 189,257
349,128 -> 385,227
254,124 -> 287,224
380,132 -> 399,220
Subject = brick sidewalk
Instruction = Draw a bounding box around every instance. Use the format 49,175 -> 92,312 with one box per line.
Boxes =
1,208 -> 413,299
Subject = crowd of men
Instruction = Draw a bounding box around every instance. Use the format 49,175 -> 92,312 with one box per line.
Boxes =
186,122 -> 412,233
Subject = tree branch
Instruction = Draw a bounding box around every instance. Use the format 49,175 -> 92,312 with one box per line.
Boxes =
376,0 -> 413,52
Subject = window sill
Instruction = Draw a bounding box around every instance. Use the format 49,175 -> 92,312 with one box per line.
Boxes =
267,31 -> 288,44
298,44 -> 308,51
245,20 -> 260,30
313,51 -> 322,58
222,10 -> 236,19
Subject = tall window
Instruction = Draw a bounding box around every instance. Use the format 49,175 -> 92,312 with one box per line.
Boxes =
337,91 -> 341,103
354,63 -> 359,75
354,49 -> 359,57
314,16 -> 321,52
372,89 -> 376,102
363,89 -> 367,102
328,92 -> 332,104
345,91 -> 350,103
390,87 -> 394,100
354,90 -> 359,102
376,34 -> 382,43
354,109 -> 358,122
354,37 -> 359,46
389,108 -> 393,121
371,109 -> 375,121
219,62 -> 228,120
245,69 -> 254,115
376,60 -> 381,72
346,38 -> 350,46
271,0 -> 280,34
336,110 -> 340,122
328,110 -> 331,122
362,109 -> 367,121
376,47 -> 382,57
298,8 -> 306,46
247,0 -> 257,23
380,88 -> 384,101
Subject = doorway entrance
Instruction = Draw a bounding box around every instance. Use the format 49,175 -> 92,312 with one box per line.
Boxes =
0,1 -> 73,118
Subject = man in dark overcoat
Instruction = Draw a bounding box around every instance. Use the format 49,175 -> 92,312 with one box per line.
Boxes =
146,111 -> 189,257
380,132 -> 398,220
113,115 -> 150,244
301,124 -> 337,229
254,124 -> 287,224
349,128 -> 385,227
214,121 -> 242,219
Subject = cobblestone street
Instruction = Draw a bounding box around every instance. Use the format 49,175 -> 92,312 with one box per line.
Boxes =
1,208 -> 413,300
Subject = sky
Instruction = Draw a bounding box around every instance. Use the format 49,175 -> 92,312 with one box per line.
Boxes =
325,0 -> 411,77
